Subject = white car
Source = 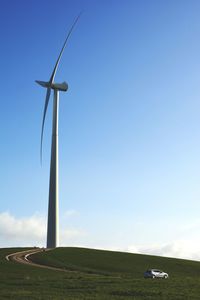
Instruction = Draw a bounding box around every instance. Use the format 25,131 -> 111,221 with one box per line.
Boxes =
144,269 -> 169,279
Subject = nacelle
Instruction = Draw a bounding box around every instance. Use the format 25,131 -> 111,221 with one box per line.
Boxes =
51,82 -> 68,91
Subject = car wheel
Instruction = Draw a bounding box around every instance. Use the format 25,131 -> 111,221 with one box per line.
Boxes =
152,275 -> 155,279
164,275 -> 167,279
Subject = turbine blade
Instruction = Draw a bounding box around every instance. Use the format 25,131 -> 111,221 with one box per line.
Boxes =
40,87 -> 51,164
49,12 -> 82,83
35,80 -> 50,88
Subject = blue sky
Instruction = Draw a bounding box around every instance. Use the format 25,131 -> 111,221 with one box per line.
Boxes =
1,0 -> 200,259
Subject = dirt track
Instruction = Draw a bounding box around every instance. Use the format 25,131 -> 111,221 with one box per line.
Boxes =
5,248 -> 69,272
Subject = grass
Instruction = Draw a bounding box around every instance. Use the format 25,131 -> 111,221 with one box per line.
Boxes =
1,247 -> 200,299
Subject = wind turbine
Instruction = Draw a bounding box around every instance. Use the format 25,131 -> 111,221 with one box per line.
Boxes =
36,14 -> 81,248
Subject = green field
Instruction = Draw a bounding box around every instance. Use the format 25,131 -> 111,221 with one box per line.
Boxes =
1,247 -> 200,299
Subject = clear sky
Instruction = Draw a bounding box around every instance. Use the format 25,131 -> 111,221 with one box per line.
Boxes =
1,0 -> 200,260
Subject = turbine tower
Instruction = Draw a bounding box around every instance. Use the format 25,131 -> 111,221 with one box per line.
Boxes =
36,14 -> 81,248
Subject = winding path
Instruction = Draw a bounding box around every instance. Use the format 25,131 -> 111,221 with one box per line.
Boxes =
5,248 -> 69,272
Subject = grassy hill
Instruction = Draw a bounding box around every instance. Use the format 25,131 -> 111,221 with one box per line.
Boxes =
1,247 -> 200,299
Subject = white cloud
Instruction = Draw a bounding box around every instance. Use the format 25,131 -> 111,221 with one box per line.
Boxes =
0,212 -> 45,245
63,209 -> 80,218
60,228 -> 86,246
125,239 -> 200,260
0,212 -> 85,247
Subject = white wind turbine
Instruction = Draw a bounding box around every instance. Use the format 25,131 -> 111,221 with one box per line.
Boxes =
36,14 -> 81,248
